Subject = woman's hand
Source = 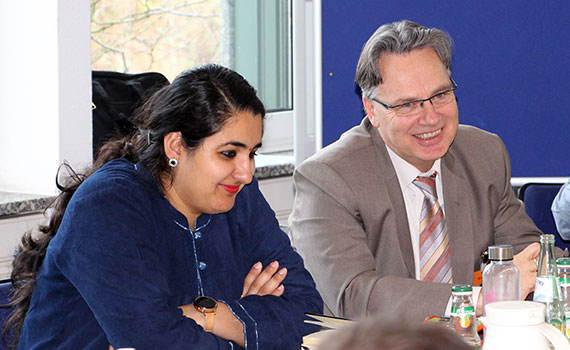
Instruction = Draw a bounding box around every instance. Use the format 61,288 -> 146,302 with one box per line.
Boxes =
241,261 -> 287,298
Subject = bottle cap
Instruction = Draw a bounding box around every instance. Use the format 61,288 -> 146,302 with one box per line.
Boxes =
488,245 -> 514,261
451,284 -> 473,293
539,234 -> 555,244
556,258 -> 570,266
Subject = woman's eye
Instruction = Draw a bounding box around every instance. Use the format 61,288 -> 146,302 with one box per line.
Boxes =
221,150 -> 236,158
249,151 -> 258,159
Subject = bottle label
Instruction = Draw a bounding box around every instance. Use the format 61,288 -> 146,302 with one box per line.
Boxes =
451,306 -> 475,328
559,277 -> 570,287
534,277 -> 555,303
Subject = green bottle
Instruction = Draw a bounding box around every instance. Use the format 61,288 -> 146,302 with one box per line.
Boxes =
534,234 -> 566,333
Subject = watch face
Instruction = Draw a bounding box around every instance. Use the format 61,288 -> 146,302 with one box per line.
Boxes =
195,296 -> 217,309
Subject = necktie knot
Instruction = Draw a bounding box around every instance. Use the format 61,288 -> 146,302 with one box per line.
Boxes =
413,171 -> 438,199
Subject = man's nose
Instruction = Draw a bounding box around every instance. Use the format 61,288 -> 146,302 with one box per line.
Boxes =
419,100 -> 439,123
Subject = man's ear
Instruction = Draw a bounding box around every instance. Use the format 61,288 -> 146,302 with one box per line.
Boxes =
163,131 -> 184,160
362,97 -> 380,128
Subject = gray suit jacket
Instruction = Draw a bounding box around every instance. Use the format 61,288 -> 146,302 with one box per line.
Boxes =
289,117 -> 541,320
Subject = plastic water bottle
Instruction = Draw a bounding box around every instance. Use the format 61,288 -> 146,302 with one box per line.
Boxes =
557,257 -> 570,339
482,245 -> 521,315
534,234 -> 566,333
450,284 -> 481,349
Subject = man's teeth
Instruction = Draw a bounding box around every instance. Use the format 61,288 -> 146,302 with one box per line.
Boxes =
415,129 -> 441,140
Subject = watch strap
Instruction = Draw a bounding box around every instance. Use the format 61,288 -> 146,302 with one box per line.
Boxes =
204,311 -> 215,332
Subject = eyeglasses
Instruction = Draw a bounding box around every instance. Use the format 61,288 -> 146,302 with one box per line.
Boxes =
370,78 -> 458,117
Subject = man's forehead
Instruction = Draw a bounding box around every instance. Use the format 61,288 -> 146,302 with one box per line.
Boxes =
377,48 -> 446,78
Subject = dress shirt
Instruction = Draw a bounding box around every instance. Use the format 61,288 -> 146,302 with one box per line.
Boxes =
386,146 -> 481,314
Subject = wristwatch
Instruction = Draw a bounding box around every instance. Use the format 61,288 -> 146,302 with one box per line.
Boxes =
193,296 -> 218,332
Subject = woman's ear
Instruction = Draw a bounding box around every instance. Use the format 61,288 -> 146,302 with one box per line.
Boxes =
163,131 -> 183,160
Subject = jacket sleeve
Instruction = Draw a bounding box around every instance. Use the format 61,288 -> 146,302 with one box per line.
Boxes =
222,178 -> 323,349
488,134 -> 542,253
552,178 -> 570,240
288,159 -> 452,320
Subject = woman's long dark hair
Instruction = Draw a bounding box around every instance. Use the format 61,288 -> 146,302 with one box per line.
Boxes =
3,64 -> 265,348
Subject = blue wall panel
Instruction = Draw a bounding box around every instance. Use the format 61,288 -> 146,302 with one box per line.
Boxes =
321,1 -> 569,176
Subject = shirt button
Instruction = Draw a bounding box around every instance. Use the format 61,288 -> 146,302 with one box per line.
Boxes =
199,262 -> 207,270
194,231 -> 202,239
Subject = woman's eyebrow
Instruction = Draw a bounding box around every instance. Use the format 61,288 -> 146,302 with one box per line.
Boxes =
220,141 -> 262,149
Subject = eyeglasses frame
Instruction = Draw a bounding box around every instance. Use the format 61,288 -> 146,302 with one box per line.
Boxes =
370,78 -> 458,116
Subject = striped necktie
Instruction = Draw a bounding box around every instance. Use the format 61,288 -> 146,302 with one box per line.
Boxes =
413,171 -> 452,283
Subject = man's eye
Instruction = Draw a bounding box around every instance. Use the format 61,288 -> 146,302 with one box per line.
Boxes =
433,92 -> 446,100
396,102 -> 415,113
221,150 -> 236,158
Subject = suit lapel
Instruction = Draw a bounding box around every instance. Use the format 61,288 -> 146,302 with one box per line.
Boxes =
369,122 -> 416,278
442,150 -> 475,284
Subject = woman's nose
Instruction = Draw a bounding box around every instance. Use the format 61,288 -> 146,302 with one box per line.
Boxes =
234,157 -> 254,183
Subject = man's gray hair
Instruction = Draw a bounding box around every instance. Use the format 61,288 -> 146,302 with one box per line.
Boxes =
355,20 -> 453,98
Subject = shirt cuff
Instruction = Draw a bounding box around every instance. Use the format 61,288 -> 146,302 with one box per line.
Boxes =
221,299 -> 259,350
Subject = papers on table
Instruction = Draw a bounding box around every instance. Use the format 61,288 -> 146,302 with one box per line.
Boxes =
302,313 -> 354,350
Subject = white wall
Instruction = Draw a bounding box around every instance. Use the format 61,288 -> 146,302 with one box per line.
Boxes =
0,0 -> 92,195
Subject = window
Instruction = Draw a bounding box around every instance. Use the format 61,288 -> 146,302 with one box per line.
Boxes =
0,0 -> 319,195
91,0 -> 297,153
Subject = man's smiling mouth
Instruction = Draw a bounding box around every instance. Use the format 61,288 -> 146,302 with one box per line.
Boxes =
414,128 -> 442,140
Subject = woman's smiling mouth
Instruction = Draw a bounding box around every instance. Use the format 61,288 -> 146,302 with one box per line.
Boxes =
221,184 -> 240,194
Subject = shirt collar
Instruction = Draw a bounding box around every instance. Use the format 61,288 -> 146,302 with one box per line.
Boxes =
386,145 -> 442,190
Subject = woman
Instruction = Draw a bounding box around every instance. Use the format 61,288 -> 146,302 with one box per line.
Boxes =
6,64 -> 322,349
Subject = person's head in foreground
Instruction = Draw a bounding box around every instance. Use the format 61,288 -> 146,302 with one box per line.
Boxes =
319,318 -> 473,350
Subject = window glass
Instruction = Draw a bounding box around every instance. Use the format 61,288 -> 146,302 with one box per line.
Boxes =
91,0 -> 291,112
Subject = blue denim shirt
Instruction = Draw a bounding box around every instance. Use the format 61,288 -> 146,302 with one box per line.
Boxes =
18,159 -> 322,349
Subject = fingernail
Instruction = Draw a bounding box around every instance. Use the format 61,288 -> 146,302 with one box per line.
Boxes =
271,261 -> 278,268
254,262 -> 261,269
279,268 -> 287,275
277,285 -> 284,290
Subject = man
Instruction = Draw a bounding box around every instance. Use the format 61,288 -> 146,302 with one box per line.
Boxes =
289,20 -> 540,320
552,177 -> 570,239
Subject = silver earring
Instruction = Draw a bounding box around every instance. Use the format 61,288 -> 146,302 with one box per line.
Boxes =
168,158 -> 178,167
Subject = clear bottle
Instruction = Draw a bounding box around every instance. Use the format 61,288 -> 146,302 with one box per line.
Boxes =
482,245 -> 521,315
450,284 -> 481,349
534,234 -> 566,333
557,257 -> 570,339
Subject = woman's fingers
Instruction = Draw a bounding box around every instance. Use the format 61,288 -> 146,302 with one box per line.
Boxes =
249,261 -> 279,294
241,261 -> 262,297
241,261 -> 287,297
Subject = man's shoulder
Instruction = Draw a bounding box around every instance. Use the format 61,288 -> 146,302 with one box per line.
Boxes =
300,118 -> 378,170
451,125 -> 504,155
446,125 -> 509,177
455,125 -> 501,145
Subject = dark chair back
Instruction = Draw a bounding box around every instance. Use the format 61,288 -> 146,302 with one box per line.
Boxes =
519,182 -> 568,250
0,280 -> 13,350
